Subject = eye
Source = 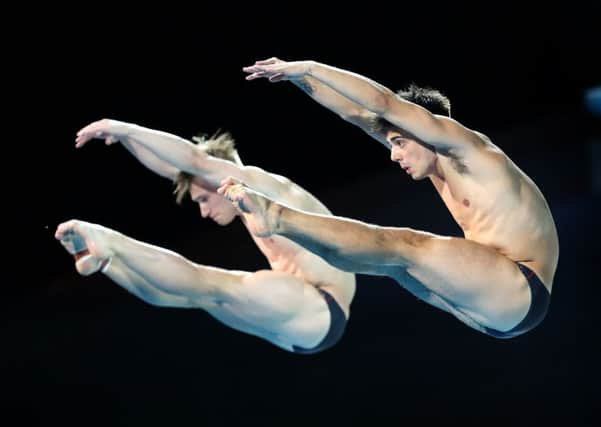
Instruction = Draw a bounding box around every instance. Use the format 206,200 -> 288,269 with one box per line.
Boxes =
391,136 -> 405,147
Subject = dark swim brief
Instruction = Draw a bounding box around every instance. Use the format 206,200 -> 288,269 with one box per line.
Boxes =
292,289 -> 347,354
484,263 -> 551,339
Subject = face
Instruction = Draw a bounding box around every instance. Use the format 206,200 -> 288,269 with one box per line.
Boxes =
386,129 -> 437,180
189,179 -> 238,226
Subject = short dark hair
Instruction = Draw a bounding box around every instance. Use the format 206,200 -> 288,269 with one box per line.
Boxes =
369,84 -> 451,134
173,131 -> 241,204
397,83 -> 451,117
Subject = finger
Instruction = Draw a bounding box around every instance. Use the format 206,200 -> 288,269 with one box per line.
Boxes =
242,65 -> 261,73
246,72 -> 269,81
255,57 -> 279,65
105,136 -> 117,145
220,176 -> 240,186
217,178 -> 236,195
76,122 -> 101,136
75,136 -> 87,148
269,73 -> 286,82
75,132 -> 94,146
76,125 -> 93,137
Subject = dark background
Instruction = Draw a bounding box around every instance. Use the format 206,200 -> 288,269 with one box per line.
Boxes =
8,4 -> 600,425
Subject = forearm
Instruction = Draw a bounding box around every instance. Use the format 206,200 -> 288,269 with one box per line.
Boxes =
290,75 -> 367,120
125,124 -> 206,178
307,61 -> 395,115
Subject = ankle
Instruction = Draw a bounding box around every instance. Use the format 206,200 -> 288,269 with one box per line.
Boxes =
73,249 -> 111,274
269,202 -> 284,233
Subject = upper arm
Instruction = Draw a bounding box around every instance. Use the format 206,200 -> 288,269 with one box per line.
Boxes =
241,166 -> 331,215
382,95 -> 485,154
188,154 -> 285,198
187,152 -> 325,213
121,138 -> 180,181
344,110 -> 393,150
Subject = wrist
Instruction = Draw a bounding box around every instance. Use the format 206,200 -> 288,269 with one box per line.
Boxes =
73,249 -> 111,274
123,122 -> 141,138
305,61 -> 317,77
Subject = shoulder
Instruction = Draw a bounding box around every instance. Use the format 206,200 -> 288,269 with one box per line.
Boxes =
439,132 -> 510,177
241,165 -> 290,183
241,166 -> 331,215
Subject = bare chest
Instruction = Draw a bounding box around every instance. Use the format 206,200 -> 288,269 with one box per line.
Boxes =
436,176 -> 489,232
433,168 -> 521,240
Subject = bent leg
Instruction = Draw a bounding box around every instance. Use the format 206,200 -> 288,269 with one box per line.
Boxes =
396,234 -> 532,332
55,219 -> 332,350
202,270 -> 333,351
103,257 -> 196,308
55,219 -> 249,304
234,205 -> 531,333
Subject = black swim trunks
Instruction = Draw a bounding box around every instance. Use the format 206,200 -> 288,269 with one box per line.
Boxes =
484,263 -> 551,339
292,288 -> 347,354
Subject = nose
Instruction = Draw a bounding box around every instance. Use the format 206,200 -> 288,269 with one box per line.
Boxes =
199,203 -> 210,218
390,146 -> 403,162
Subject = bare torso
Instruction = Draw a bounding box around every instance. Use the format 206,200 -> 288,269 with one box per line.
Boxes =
430,141 -> 559,291
242,218 -> 356,317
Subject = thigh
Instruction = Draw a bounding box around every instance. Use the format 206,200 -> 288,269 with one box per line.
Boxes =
203,270 -> 331,351
399,234 -> 532,332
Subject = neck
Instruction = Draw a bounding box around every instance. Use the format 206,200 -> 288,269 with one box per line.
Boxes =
430,155 -> 446,180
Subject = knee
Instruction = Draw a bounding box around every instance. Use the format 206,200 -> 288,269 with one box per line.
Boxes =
374,228 -> 429,265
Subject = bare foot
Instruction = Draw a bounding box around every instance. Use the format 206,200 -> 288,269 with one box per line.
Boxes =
217,177 -> 280,237
55,220 -> 113,276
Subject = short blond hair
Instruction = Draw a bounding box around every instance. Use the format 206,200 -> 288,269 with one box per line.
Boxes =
173,131 -> 241,204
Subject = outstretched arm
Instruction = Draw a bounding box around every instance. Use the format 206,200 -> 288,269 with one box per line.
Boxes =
245,58 -> 388,147
76,119 -> 330,212
76,119 -> 230,185
244,60 -> 485,153
119,137 -> 180,180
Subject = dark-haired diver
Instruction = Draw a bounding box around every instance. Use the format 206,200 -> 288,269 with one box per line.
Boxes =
239,57 -> 559,338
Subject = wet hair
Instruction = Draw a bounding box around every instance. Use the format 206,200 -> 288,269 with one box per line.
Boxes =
369,83 -> 451,134
173,131 -> 241,204
397,83 -> 451,117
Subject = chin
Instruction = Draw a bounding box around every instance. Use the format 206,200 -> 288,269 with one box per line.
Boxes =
215,216 -> 236,226
412,171 -> 426,180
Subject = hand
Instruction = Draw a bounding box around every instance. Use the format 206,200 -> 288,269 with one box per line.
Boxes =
217,177 -> 279,237
243,57 -> 312,83
75,118 -> 133,149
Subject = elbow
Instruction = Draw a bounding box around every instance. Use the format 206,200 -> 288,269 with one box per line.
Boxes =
188,147 -> 208,175
339,108 -> 368,124
376,91 -> 392,113
369,91 -> 394,116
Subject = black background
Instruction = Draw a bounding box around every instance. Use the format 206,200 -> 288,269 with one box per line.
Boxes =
8,4 -> 600,426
